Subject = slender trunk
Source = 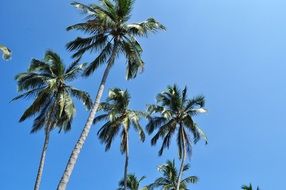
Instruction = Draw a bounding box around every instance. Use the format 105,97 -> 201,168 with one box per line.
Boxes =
34,130 -> 50,190
176,127 -> 186,190
57,45 -> 118,190
34,97 -> 57,190
123,131 -> 129,190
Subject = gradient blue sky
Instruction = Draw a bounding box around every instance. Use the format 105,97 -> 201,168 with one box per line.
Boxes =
1,0 -> 286,189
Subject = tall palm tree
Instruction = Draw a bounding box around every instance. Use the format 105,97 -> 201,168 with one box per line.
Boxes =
58,0 -> 165,189
13,50 -> 92,190
146,85 -> 207,190
148,160 -> 198,190
0,44 -> 11,60
241,184 -> 260,190
118,174 -> 148,190
94,88 -> 145,190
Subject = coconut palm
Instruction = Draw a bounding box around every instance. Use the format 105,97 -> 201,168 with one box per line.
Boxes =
58,0 -> 165,189
146,85 -> 207,190
13,50 -> 92,190
118,174 -> 148,190
241,184 -> 260,190
0,44 -> 11,60
148,160 -> 198,190
94,88 -> 145,190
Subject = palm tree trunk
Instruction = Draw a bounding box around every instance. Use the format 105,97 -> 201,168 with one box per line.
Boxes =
57,45 -> 118,190
176,127 -> 186,190
34,130 -> 50,190
124,131 -> 129,190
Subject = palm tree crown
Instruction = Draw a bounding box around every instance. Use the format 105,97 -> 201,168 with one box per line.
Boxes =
241,184 -> 260,190
95,88 -> 145,152
66,0 -> 166,78
146,84 -> 207,157
118,174 -> 148,190
149,160 -> 198,190
14,50 -> 92,132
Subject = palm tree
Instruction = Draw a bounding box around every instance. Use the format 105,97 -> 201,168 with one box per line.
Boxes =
13,50 -> 92,190
94,88 -> 145,190
57,0 -> 165,189
148,160 -> 198,190
146,85 -> 207,190
0,44 -> 11,60
118,174 -> 148,190
241,184 -> 260,190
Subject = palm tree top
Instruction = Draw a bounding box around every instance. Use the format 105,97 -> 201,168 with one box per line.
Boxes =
118,174 -> 147,190
69,0 -> 165,36
95,88 -> 145,152
13,50 -> 92,133
148,159 -> 198,190
241,183 -> 260,190
66,0 -> 166,78
146,84 -> 207,157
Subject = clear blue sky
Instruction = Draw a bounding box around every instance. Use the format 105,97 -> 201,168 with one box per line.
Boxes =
1,0 -> 286,189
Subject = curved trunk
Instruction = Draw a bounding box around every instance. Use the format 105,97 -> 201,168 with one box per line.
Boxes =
34,130 -> 50,190
123,131 -> 129,190
57,45 -> 117,190
176,127 -> 186,190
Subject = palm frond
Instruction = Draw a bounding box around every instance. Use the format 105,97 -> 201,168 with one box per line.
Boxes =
45,50 -> 64,76
67,87 -> 93,110
28,59 -> 51,73
121,38 -> 144,79
120,127 -> 128,153
19,89 -> 51,122
83,41 -> 113,76
158,128 -> 175,156
71,1 -> 98,15
127,18 -> 166,37
11,87 -> 45,102
93,113 -> 109,123
116,0 -> 134,20
132,118 -> 145,142
185,95 -> 205,112
72,34 -> 109,59
182,176 -> 198,184
15,72 -> 47,92
67,35 -> 101,52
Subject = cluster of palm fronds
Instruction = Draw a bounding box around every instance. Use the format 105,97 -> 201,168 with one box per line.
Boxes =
242,184 -> 260,190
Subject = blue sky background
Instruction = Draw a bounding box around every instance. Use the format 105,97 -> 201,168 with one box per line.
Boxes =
1,0 -> 286,189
